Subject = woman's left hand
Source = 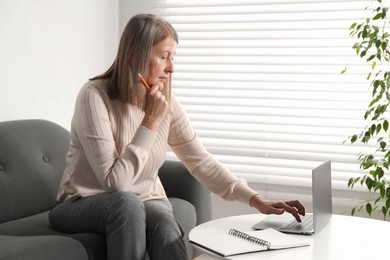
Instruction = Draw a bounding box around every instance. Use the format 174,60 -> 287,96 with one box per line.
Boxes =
142,83 -> 169,132
249,194 -> 305,222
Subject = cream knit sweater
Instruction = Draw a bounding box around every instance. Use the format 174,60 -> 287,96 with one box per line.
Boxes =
57,79 -> 257,204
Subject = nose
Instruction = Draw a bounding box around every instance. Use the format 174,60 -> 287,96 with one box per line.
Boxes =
165,58 -> 174,74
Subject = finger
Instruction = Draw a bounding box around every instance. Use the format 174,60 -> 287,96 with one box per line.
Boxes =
149,84 -> 160,94
154,91 -> 162,99
152,82 -> 164,92
282,203 -> 302,222
286,200 -> 306,216
269,201 -> 301,222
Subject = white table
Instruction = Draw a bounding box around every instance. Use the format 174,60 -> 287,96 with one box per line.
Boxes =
190,214 -> 389,260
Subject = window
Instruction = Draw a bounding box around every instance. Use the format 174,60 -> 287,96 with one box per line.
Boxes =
153,0 -> 376,202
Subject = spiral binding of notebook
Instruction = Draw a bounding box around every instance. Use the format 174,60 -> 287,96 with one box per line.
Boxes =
228,228 -> 271,249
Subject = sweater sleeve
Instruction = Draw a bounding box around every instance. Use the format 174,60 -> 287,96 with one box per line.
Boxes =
72,82 -> 156,191
168,96 -> 258,204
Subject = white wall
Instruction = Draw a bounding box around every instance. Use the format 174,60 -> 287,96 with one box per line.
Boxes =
0,0 -> 156,129
119,0 -> 153,33
0,0 -> 119,129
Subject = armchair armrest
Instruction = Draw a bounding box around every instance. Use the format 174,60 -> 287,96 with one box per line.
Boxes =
158,160 -> 212,225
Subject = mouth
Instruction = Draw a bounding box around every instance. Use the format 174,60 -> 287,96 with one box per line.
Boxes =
159,77 -> 167,82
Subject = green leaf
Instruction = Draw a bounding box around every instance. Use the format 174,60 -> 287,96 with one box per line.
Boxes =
360,50 -> 367,58
370,124 -> 377,135
371,61 -> 377,70
382,9 -> 387,19
368,55 -> 376,62
373,80 -> 380,95
380,141 -> 387,150
381,80 -> 386,89
355,45 -> 361,55
360,176 -> 366,185
340,67 -> 347,74
376,124 -> 382,133
377,167 -> 384,179
369,93 -> 383,108
374,40 -> 382,48
348,178 -> 354,188
366,203 -> 373,216
365,176 -> 374,189
382,42 -> 388,52
362,136 -> 370,143
373,104 -> 388,120
364,107 -> 375,119
363,131 -> 371,143
380,185 -> 386,197
384,120 -> 389,131
384,161 -> 389,169
373,12 -> 382,20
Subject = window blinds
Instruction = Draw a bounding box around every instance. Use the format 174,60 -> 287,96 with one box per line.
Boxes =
153,0 -> 378,192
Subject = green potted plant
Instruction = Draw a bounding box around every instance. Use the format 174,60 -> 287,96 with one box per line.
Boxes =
342,0 -> 390,220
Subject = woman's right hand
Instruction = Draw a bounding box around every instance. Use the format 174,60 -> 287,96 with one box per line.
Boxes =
249,194 -> 305,222
141,83 -> 169,132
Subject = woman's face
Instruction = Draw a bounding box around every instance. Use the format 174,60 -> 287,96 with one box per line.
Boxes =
146,36 -> 177,89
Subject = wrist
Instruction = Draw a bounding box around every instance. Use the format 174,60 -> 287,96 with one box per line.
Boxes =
141,116 -> 159,132
249,194 -> 263,207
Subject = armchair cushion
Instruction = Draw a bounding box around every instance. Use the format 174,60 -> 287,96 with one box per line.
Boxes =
0,235 -> 88,260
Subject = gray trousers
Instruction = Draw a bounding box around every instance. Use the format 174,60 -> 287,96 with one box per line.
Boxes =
49,192 -> 188,260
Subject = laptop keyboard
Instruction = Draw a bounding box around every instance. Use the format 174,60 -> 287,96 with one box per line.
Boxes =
281,215 -> 313,231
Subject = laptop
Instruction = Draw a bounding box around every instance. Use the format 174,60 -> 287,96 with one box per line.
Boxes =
251,160 -> 332,235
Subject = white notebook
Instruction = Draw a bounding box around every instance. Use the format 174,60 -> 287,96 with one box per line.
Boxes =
190,228 -> 309,257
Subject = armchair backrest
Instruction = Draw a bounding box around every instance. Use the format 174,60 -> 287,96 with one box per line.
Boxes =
0,120 -> 70,223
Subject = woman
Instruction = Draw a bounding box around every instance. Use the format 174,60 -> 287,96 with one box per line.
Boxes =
49,13 -> 305,260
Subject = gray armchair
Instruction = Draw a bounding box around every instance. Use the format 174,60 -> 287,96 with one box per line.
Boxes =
0,119 -> 212,260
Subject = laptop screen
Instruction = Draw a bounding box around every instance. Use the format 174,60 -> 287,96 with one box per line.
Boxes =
312,160 -> 332,232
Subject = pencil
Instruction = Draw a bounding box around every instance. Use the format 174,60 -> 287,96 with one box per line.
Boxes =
138,73 -> 150,90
